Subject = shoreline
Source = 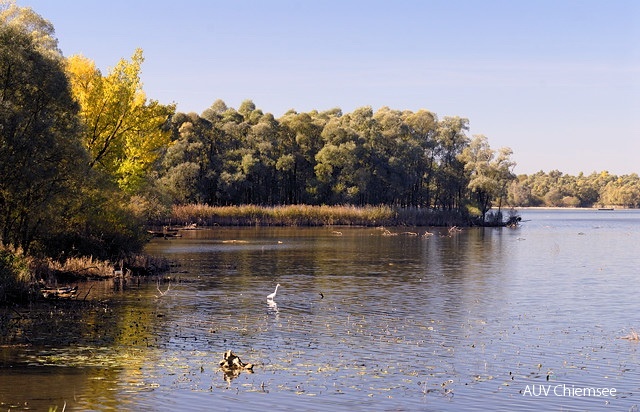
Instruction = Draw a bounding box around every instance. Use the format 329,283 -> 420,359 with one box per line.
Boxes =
164,204 -> 480,228
513,206 -> 624,210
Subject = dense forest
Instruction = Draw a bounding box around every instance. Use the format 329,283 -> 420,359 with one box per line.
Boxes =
1,1 -> 639,269
159,105 -> 640,212
159,102 -> 517,214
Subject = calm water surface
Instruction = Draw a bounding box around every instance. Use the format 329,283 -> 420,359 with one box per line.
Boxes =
1,209 -> 639,411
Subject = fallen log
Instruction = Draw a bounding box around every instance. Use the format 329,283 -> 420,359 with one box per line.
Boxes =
41,285 -> 78,300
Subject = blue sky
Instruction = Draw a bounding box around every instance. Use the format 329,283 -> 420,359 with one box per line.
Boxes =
19,0 -> 640,175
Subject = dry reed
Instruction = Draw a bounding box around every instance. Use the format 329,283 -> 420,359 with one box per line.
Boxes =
32,254 -> 171,281
42,255 -> 115,279
168,204 -> 468,227
620,330 -> 640,340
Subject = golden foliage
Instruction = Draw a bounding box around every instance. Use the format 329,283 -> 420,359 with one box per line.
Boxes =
66,49 -> 175,193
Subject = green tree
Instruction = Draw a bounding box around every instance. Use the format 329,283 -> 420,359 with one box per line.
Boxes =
315,112 -> 365,204
508,175 -> 540,206
372,107 -> 410,204
601,174 -> 640,207
434,116 -> 470,211
159,113 -> 213,203
277,112 -> 317,203
574,172 -> 600,207
403,109 -> 438,207
461,135 -> 516,221
0,23 -> 87,253
0,0 -> 58,55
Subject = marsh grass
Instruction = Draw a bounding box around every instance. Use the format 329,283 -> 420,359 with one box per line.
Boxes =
33,254 -> 171,281
40,255 -> 115,279
1,244 -> 171,304
169,204 -> 470,227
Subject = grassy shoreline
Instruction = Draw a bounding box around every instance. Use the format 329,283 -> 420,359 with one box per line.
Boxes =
1,249 -> 170,304
165,204 -> 472,227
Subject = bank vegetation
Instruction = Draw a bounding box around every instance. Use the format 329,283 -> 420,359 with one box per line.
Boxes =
167,204 -> 491,227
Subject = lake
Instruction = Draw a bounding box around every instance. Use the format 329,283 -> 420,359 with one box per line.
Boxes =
1,209 -> 639,411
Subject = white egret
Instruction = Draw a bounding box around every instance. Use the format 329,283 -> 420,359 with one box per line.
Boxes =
267,283 -> 280,300
267,299 -> 279,312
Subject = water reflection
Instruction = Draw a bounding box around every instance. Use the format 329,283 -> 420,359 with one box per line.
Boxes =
0,295 -> 169,411
2,212 -> 640,411
267,298 -> 279,314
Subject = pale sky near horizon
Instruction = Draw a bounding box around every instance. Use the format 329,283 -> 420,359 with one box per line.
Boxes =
18,0 -> 640,176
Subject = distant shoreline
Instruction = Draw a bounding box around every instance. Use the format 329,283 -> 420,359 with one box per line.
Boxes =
513,206 -> 623,210
155,204 -> 636,231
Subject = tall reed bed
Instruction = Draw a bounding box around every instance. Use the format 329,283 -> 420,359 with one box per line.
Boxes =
39,255 -> 115,279
170,204 -> 394,226
169,204 -> 470,227
31,254 -> 171,282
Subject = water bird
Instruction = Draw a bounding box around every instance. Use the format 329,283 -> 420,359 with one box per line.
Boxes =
267,299 -> 279,312
267,283 -> 280,300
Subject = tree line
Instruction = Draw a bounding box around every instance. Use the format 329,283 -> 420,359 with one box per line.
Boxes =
509,170 -> 640,208
1,1 -> 639,263
158,101 -> 516,218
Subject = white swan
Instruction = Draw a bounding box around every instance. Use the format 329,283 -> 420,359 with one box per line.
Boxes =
267,283 -> 280,300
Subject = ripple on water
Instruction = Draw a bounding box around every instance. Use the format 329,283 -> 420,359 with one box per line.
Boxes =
3,216 -> 640,411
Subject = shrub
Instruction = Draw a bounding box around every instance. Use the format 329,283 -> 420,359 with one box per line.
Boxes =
0,249 -> 33,303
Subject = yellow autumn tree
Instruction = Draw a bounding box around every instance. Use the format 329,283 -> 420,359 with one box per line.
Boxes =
66,49 -> 175,193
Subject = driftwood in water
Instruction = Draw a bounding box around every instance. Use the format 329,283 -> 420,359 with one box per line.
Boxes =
219,350 -> 254,371
147,226 -> 182,238
41,286 -> 78,299
219,350 -> 254,375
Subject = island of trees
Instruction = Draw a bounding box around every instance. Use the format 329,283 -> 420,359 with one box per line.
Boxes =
1,2 -> 639,302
